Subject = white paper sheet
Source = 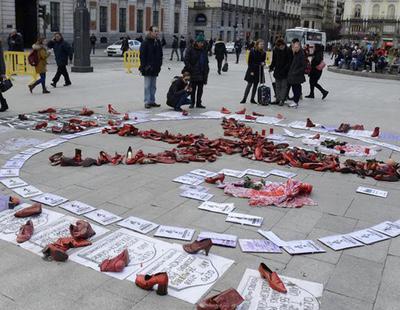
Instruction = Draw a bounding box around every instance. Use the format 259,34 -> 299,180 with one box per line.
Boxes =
154,225 -> 195,241
34,139 -> 67,149
348,228 -> 390,245
12,185 -> 43,198
31,193 -> 68,207
269,169 -> 297,179
198,201 -> 235,214
244,169 -> 270,178
257,230 -> 288,247
318,234 -> 364,251
2,159 -> 25,169
190,169 -> 218,178
218,169 -> 246,178
200,111 -> 226,119
238,239 -> 282,253
356,186 -> 388,198
197,231 -> 237,248
84,209 -> 122,225
59,200 -> 96,215
226,212 -> 263,227
179,184 -> 209,193
0,169 -> 20,178
180,190 -> 213,201
0,177 -> 28,189
370,221 -> 400,238
117,216 -> 159,234
283,240 -> 326,255
20,147 -> 43,156
237,269 -> 323,310
173,173 -> 204,186
256,116 -> 282,125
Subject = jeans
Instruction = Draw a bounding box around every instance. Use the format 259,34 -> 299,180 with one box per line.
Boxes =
53,65 -> 71,85
32,73 -> 46,89
275,79 -> 287,102
175,93 -> 191,110
180,48 -> 185,61
170,48 -> 179,61
144,76 -> 157,104
190,82 -> 204,106
91,45 -> 95,55
291,84 -> 302,104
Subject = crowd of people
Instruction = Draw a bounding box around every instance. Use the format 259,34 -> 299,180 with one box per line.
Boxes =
331,44 -> 400,74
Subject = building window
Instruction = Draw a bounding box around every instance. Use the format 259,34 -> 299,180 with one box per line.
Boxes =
153,11 -> 159,27
174,13 -> 179,33
137,9 -> 143,33
354,4 -> 361,18
228,13 -> 231,27
90,2 -> 97,30
247,17 -> 251,28
221,13 -> 224,27
100,6 -> 108,32
387,4 -> 395,19
372,4 -> 380,18
119,8 -> 127,32
304,20 -> 309,28
50,2 -> 60,32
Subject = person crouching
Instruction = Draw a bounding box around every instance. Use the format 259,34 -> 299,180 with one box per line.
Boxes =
166,71 -> 192,111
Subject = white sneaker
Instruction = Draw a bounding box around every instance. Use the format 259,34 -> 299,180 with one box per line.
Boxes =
288,102 -> 298,108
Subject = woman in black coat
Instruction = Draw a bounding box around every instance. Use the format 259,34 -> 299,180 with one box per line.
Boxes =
184,35 -> 209,109
287,39 -> 306,108
0,40 -> 9,112
305,44 -> 329,99
240,39 -> 266,104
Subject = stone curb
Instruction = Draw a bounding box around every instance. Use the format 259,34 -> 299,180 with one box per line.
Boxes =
327,66 -> 400,81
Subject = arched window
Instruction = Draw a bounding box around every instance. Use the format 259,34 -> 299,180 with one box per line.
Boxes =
354,4 -> 361,18
387,4 -> 395,19
372,4 -> 380,18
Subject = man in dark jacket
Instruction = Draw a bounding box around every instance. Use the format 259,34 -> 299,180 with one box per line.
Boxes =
184,34 -> 209,109
214,37 -> 227,74
166,71 -> 192,111
179,36 -> 186,62
269,38 -> 291,106
139,26 -> 163,109
0,40 -> 9,112
7,30 -> 24,51
170,35 -> 179,61
287,38 -> 305,108
234,39 -> 242,64
48,32 -> 73,87
89,34 -> 97,55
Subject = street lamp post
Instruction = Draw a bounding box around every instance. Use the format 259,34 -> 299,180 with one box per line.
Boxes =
71,0 -> 93,73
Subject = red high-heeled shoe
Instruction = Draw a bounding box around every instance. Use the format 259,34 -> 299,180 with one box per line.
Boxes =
100,249 -> 130,272
108,104 -> 120,114
245,114 -> 257,121
258,263 -> 287,293
183,239 -> 213,256
205,174 -> 225,184
371,127 -> 380,137
235,108 -> 246,115
48,113 -> 58,121
306,118 -> 316,128
98,151 -> 113,165
35,121 -> 48,130
79,107 -> 94,116
220,107 -> 231,114
135,272 -> 169,295
196,288 -> 244,310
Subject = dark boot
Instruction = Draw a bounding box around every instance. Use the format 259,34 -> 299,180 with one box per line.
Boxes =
0,98 -> 8,112
42,87 -> 50,94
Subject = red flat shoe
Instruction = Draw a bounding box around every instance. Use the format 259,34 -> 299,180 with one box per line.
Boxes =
49,152 -> 63,165
258,263 -> 287,293
205,174 -> 225,184
253,111 -> 264,116
14,203 -> 42,218
70,220 -> 96,240
196,288 -> 244,310
38,107 -> 56,114
220,107 -> 231,114
35,121 -> 48,130
135,272 -> 169,295
183,239 -> 213,256
79,107 -> 94,116
100,249 -> 130,272
371,127 -> 380,137
245,115 -> 257,121
235,108 -> 246,115
306,118 -> 316,128
108,104 -> 120,114
51,126 -> 63,134
16,220 -> 34,243
48,113 -> 58,121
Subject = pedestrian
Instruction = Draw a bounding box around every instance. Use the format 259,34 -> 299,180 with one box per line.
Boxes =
214,37 -> 227,75
89,33 -> 97,55
28,37 -> 50,94
234,39 -> 242,64
139,26 -> 163,109
287,38 -> 306,108
269,38 -> 291,106
170,35 -> 179,61
179,36 -> 186,62
305,44 -> 329,100
47,32 -> 73,88
240,39 -> 266,104
0,39 -> 9,111
7,30 -> 24,51
184,33 -> 209,109
208,38 -> 214,56
166,70 -> 192,111
121,36 -> 130,55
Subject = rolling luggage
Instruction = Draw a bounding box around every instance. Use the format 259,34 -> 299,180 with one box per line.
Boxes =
257,66 -> 271,106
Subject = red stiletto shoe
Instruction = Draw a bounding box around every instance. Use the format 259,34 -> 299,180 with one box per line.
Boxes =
135,272 -> 169,295
14,203 -> 42,218
111,152 -> 124,165
220,107 -> 231,114
235,108 -> 246,114
98,151 -> 113,165
196,288 -> 244,310
100,249 -> 130,272
371,127 -> 380,137
183,239 -> 213,256
108,104 -> 120,114
205,174 -> 225,184
306,118 -> 315,128
16,220 -> 34,243
258,263 -> 287,293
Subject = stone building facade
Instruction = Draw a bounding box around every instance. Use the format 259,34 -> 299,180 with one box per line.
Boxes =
0,0 -> 188,47
341,0 -> 400,47
268,0 -> 301,43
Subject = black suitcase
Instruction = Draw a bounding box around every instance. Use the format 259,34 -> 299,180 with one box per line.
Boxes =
257,84 -> 271,106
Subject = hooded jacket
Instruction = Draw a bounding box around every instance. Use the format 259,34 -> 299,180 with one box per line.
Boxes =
32,44 -> 49,74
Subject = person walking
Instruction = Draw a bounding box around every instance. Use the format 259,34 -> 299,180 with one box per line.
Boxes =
269,38 -> 291,106
7,30 -> 24,51
214,37 -> 227,75
287,38 -> 306,108
184,34 -> 209,109
179,36 -> 186,62
208,38 -> 214,56
240,39 -> 266,104
28,38 -> 50,94
0,40 -> 9,111
170,35 -> 179,61
89,33 -> 97,55
47,33 -> 73,88
234,39 -> 243,64
139,26 -> 163,109
121,36 -> 130,55
305,44 -> 329,100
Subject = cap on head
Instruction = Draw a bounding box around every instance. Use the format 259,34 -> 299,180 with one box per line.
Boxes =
195,33 -> 205,43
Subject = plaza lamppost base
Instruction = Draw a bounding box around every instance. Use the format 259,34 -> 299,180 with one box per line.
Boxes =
71,66 -> 93,73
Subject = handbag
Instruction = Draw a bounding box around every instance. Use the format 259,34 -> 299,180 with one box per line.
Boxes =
316,61 -> 326,71
0,79 -> 13,93
222,62 -> 228,72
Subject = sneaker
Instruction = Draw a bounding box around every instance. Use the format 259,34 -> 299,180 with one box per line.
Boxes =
288,102 -> 298,108
144,103 -> 152,109
149,103 -> 161,107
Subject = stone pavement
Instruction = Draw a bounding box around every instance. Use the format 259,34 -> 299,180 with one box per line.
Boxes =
0,53 -> 399,310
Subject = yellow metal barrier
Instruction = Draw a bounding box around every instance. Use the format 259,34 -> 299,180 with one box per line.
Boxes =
3,51 -> 38,81
245,50 -> 272,66
123,50 -> 141,73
